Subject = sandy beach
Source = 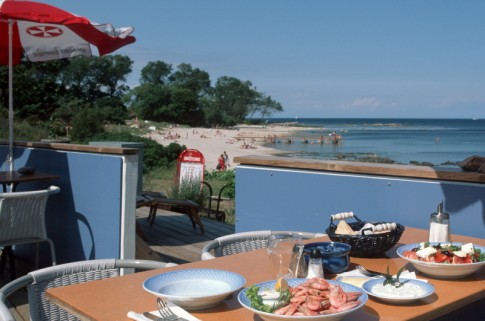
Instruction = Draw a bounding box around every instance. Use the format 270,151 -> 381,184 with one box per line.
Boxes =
147,124 -> 310,170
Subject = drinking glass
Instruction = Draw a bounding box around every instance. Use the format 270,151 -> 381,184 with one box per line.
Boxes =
267,234 -> 303,279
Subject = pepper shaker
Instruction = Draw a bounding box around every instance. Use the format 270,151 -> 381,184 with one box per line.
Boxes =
429,201 -> 450,242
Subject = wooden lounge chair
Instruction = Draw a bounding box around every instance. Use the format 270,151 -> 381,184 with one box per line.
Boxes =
137,192 -> 205,233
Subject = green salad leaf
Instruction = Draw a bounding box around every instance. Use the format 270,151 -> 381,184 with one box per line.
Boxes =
383,265 -> 410,288
245,285 -> 292,313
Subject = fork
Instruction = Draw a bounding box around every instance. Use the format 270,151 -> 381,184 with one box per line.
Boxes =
156,297 -> 189,321
356,265 -> 386,277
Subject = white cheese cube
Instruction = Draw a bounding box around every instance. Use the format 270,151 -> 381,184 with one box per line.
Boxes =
461,243 -> 475,255
416,246 -> 437,259
452,250 -> 467,258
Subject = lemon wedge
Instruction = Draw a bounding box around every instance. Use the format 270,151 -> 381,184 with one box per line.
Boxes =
274,277 -> 288,291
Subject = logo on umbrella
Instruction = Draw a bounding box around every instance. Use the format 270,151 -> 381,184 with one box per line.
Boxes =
26,26 -> 63,38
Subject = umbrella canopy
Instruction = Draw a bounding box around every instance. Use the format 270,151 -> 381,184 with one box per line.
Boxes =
0,0 -> 136,170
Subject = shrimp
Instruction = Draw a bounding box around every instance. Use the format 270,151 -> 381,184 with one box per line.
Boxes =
297,305 -> 319,316
329,284 -> 347,307
308,288 -> 330,298
271,279 -> 361,317
274,304 -> 292,315
333,300 -> 361,312
304,295 -> 323,310
284,303 -> 300,316
308,278 -> 330,290
289,295 -> 306,305
346,291 -> 362,302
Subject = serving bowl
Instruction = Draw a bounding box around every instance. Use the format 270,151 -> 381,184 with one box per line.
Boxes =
397,242 -> 485,279
238,278 -> 367,321
303,242 -> 351,274
362,278 -> 434,304
143,268 -> 245,310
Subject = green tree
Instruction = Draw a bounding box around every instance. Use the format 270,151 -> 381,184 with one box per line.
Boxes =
95,96 -> 129,124
59,55 -> 133,102
170,63 -> 211,97
251,93 -> 283,119
127,84 -> 172,121
127,61 -> 208,126
0,60 -> 66,123
47,97 -> 84,138
70,108 -> 105,142
207,76 -> 258,126
140,61 -> 172,85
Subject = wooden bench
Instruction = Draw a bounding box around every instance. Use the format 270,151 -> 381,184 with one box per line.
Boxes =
136,192 -> 205,233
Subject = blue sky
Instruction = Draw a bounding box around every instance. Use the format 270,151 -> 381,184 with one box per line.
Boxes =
44,0 -> 485,118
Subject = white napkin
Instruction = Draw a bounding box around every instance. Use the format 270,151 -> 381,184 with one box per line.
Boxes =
127,301 -> 201,321
337,268 -> 427,282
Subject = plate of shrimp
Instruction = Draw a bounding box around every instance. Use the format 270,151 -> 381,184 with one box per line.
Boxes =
237,277 -> 367,321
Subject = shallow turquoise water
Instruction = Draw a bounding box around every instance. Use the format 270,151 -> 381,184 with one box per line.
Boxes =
265,118 -> 485,166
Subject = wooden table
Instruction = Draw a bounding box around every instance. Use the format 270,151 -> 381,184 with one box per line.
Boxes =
46,227 -> 485,321
0,170 -> 59,192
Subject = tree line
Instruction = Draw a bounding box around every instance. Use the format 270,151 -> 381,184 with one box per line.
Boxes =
0,55 -> 283,142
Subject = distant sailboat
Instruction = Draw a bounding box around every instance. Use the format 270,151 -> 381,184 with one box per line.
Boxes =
472,117 -> 478,120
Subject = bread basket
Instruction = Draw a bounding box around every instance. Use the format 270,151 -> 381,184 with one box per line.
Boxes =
325,212 -> 405,257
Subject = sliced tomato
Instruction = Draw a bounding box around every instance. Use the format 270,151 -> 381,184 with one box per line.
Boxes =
463,256 -> 473,264
434,252 -> 452,263
452,256 -> 464,264
403,250 -> 418,260
423,256 -> 435,262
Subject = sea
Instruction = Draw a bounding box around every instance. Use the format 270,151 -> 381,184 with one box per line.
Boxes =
264,118 -> 485,167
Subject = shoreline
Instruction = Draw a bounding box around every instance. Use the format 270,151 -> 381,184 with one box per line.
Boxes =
146,124 -> 314,170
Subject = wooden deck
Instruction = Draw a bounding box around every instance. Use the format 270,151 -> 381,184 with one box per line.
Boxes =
135,206 -> 235,263
0,207 -> 235,320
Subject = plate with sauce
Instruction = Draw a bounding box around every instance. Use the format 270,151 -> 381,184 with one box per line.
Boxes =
362,278 -> 434,304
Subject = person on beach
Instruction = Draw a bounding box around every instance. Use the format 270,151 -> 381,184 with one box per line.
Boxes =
223,151 -> 230,168
217,154 -> 226,170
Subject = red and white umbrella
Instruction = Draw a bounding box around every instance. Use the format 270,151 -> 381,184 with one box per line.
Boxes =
0,0 -> 136,170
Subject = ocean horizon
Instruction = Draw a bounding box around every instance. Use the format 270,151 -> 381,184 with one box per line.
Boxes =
263,118 -> 485,166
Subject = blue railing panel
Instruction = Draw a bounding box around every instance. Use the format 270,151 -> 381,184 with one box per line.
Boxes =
235,165 -> 484,238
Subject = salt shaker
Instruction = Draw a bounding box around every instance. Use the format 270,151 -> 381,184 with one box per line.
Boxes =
306,249 -> 324,279
429,201 -> 450,242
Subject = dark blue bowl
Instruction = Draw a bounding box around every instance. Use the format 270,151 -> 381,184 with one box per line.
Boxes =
303,242 -> 351,274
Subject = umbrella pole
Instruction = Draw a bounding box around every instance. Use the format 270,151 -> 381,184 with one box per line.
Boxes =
8,19 -> 14,172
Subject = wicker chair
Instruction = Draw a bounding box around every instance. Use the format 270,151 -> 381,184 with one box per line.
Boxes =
201,230 -> 325,260
0,258 -> 177,321
0,186 -> 60,278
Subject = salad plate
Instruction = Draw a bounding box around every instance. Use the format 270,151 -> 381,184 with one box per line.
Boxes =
238,278 -> 367,321
362,278 -> 434,304
397,242 -> 485,279
143,268 -> 245,310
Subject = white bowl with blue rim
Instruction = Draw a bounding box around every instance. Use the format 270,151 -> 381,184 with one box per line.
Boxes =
397,242 -> 485,279
143,268 -> 245,310
238,278 -> 367,321
362,278 -> 434,304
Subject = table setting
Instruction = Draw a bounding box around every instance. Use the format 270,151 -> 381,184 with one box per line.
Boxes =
123,213 -> 484,321
45,221 -> 484,321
